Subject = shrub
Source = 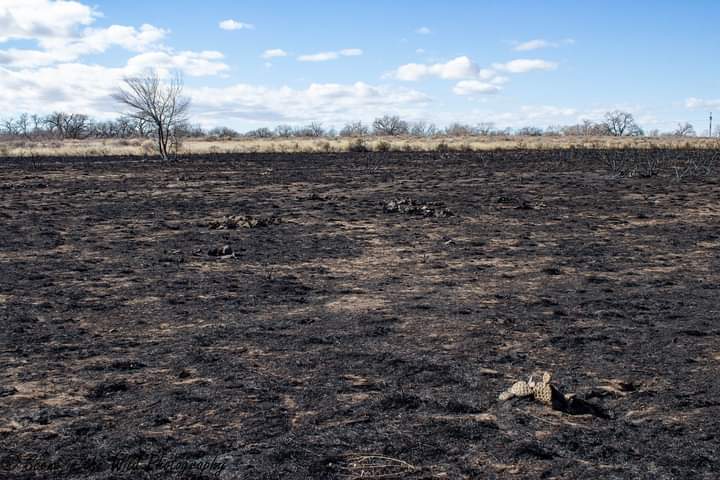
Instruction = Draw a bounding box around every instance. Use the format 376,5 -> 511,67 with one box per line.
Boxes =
348,138 -> 369,152
375,140 -> 391,152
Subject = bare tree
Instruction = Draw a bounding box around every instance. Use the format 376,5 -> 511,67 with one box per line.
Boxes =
15,114 -> 30,138
445,122 -> 477,136
30,114 -> 43,136
246,127 -> 274,138
409,121 -> 429,137
672,122 -> 696,137
62,114 -> 91,139
274,124 -> 294,137
516,126 -> 543,136
209,126 -> 240,139
476,122 -> 496,136
372,115 -> 408,136
306,122 -> 325,137
44,112 -> 67,138
3,118 -> 18,137
339,121 -> 369,137
603,110 -> 643,136
113,70 -> 190,160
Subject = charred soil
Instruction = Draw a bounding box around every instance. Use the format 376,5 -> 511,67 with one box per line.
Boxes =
1,150 -> 719,479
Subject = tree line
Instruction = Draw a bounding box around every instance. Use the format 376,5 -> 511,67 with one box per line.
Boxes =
1,111 -> 702,142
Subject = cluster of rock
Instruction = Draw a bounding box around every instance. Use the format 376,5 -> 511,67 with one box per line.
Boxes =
383,198 -> 454,218
208,215 -> 281,230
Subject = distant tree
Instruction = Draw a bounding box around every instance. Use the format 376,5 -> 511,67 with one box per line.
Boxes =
274,124 -> 294,137
516,126 -> 543,136
209,126 -> 240,138
62,114 -> 91,139
372,115 -> 408,136
246,127 -> 274,138
306,122 -> 325,137
113,70 -> 191,160
15,114 -> 30,138
340,121 -> 369,137
43,112 -> 67,137
561,119 -> 609,136
409,121 -> 430,137
3,118 -> 18,137
445,122 -> 477,136
603,110 -> 643,137
30,114 -> 43,136
544,125 -> 562,136
672,122 -> 696,137
476,122 -> 496,136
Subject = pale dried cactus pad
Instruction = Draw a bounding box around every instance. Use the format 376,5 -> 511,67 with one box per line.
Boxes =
498,380 -> 533,401
511,381 -> 533,397
499,371 -> 557,406
533,383 -> 553,405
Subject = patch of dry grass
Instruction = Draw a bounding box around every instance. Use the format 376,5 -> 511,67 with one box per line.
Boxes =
0,135 -> 718,157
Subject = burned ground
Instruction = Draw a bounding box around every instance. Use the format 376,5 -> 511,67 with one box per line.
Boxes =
1,150 -> 719,479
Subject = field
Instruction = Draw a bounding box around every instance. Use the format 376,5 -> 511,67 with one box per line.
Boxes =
1,150 -> 719,479
1,135 -> 720,157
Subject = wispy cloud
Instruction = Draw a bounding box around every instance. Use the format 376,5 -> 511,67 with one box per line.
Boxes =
416,26 -> 432,35
339,48 -> 363,56
261,49 -> 288,59
453,81 -> 501,96
492,59 -> 558,73
685,97 -> 720,109
219,19 -> 255,31
297,49 -> 363,62
513,38 -> 574,51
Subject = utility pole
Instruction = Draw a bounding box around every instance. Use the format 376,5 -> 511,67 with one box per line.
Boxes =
710,112 -> 713,138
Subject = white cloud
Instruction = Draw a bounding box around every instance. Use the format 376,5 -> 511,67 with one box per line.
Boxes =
298,52 -> 338,62
514,39 -> 553,51
189,81 -> 431,126
297,49 -> 363,62
219,19 -> 254,31
416,27 -> 432,35
0,1 -> 227,75
261,48 -> 288,59
0,24 -> 169,67
0,0 -> 97,43
390,55 -> 557,96
514,38 -> 575,51
391,56 -> 557,82
453,81 -> 501,95
493,59 -> 558,73
416,48 -> 425,54
392,56 -> 479,81
0,56 -> 430,126
0,63 -> 128,116
685,97 -> 720,109
339,48 -> 363,56
126,50 -> 228,77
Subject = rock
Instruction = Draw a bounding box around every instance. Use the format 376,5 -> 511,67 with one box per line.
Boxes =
208,214 -> 281,230
86,380 -> 128,400
0,386 -> 17,397
383,197 -> 453,218
208,245 -> 234,257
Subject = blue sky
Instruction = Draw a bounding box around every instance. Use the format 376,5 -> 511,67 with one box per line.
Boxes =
1,0 -> 719,132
